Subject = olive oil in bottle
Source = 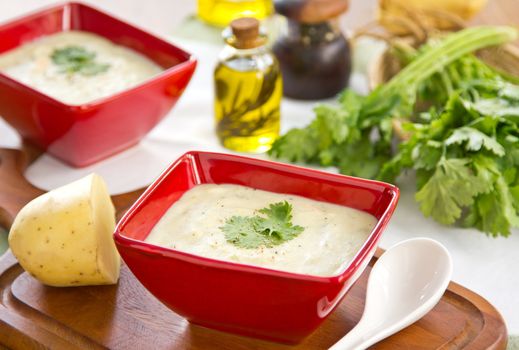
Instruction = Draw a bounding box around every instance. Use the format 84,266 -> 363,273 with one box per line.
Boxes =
198,0 -> 273,27
214,17 -> 282,153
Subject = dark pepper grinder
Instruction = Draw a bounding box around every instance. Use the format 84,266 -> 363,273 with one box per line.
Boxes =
273,0 -> 351,100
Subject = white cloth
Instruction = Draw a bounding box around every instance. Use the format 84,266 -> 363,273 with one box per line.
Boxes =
1,38 -> 518,336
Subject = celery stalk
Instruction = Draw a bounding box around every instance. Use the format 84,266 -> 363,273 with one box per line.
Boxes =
382,26 -> 519,94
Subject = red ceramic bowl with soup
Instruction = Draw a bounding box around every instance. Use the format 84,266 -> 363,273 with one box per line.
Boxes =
0,2 -> 196,167
114,151 -> 399,344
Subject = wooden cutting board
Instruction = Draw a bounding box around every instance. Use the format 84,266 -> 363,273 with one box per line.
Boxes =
0,146 -> 509,350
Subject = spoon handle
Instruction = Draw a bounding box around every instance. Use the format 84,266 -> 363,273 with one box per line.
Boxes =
328,322 -> 374,350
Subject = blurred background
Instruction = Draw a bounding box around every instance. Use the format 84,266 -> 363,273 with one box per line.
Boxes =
0,0 -> 516,37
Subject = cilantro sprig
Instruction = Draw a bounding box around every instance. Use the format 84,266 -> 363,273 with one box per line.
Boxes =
381,83 -> 519,236
220,201 -> 304,249
269,26 -> 519,237
51,46 -> 110,76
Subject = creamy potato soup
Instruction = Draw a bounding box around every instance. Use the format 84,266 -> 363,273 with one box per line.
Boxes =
145,184 -> 377,276
0,31 -> 162,105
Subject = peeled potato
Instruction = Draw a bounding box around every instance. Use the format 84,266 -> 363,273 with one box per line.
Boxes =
8,174 -> 120,287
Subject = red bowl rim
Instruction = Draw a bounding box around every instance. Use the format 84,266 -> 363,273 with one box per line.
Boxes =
114,151 -> 400,284
0,1 -> 197,111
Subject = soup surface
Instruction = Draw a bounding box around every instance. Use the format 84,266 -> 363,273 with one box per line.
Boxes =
145,184 -> 377,276
0,31 -> 162,105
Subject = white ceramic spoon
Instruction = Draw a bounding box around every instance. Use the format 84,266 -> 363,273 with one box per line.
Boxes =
329,238 -> 452,350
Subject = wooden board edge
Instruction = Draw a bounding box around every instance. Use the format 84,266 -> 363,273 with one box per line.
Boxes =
0,251 -> 85,350
0,247 -> 509,350
447,281 -> 508,349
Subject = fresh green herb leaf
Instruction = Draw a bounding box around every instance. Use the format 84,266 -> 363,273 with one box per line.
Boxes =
220,216 -> 276,249
255,201 -> 304,241
268,128 -> 319,164
464,175 -> 519,237
415,158 -> 488,225
51,46 -> 110,76
220,201 -> 304,249
445,126 -> 505,156
269,26 -> 519,237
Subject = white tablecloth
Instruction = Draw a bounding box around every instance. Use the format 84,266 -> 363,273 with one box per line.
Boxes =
1,37 -> 518,337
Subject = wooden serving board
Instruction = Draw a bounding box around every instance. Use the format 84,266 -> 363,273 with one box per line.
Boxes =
0,146 -> 509,350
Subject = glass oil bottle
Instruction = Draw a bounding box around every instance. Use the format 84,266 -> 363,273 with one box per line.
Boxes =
197,0 -> 273,27
214,17 -> 282,153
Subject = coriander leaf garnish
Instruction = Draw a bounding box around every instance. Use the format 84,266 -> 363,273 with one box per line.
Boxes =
220,216 -> 276,249
51,46 -> 110,76
255,201 -> 304,241
220,201 -> 304,249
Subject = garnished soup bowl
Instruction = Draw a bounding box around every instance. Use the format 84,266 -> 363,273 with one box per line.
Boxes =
114,151 -> 399,344
0,2 -> 196,167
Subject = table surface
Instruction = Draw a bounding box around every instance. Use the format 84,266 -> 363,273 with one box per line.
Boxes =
0,0 -> 518,344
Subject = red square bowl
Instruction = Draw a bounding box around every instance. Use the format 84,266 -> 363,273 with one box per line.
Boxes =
114,151 -> 399,344
0,2 -> 196,167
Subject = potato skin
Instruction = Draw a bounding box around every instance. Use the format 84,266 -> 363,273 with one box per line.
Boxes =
8,174 -> 119,287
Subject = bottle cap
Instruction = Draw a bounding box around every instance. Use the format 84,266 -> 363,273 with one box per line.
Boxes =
274,0 -> 349,23
227,17 -> 266,49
